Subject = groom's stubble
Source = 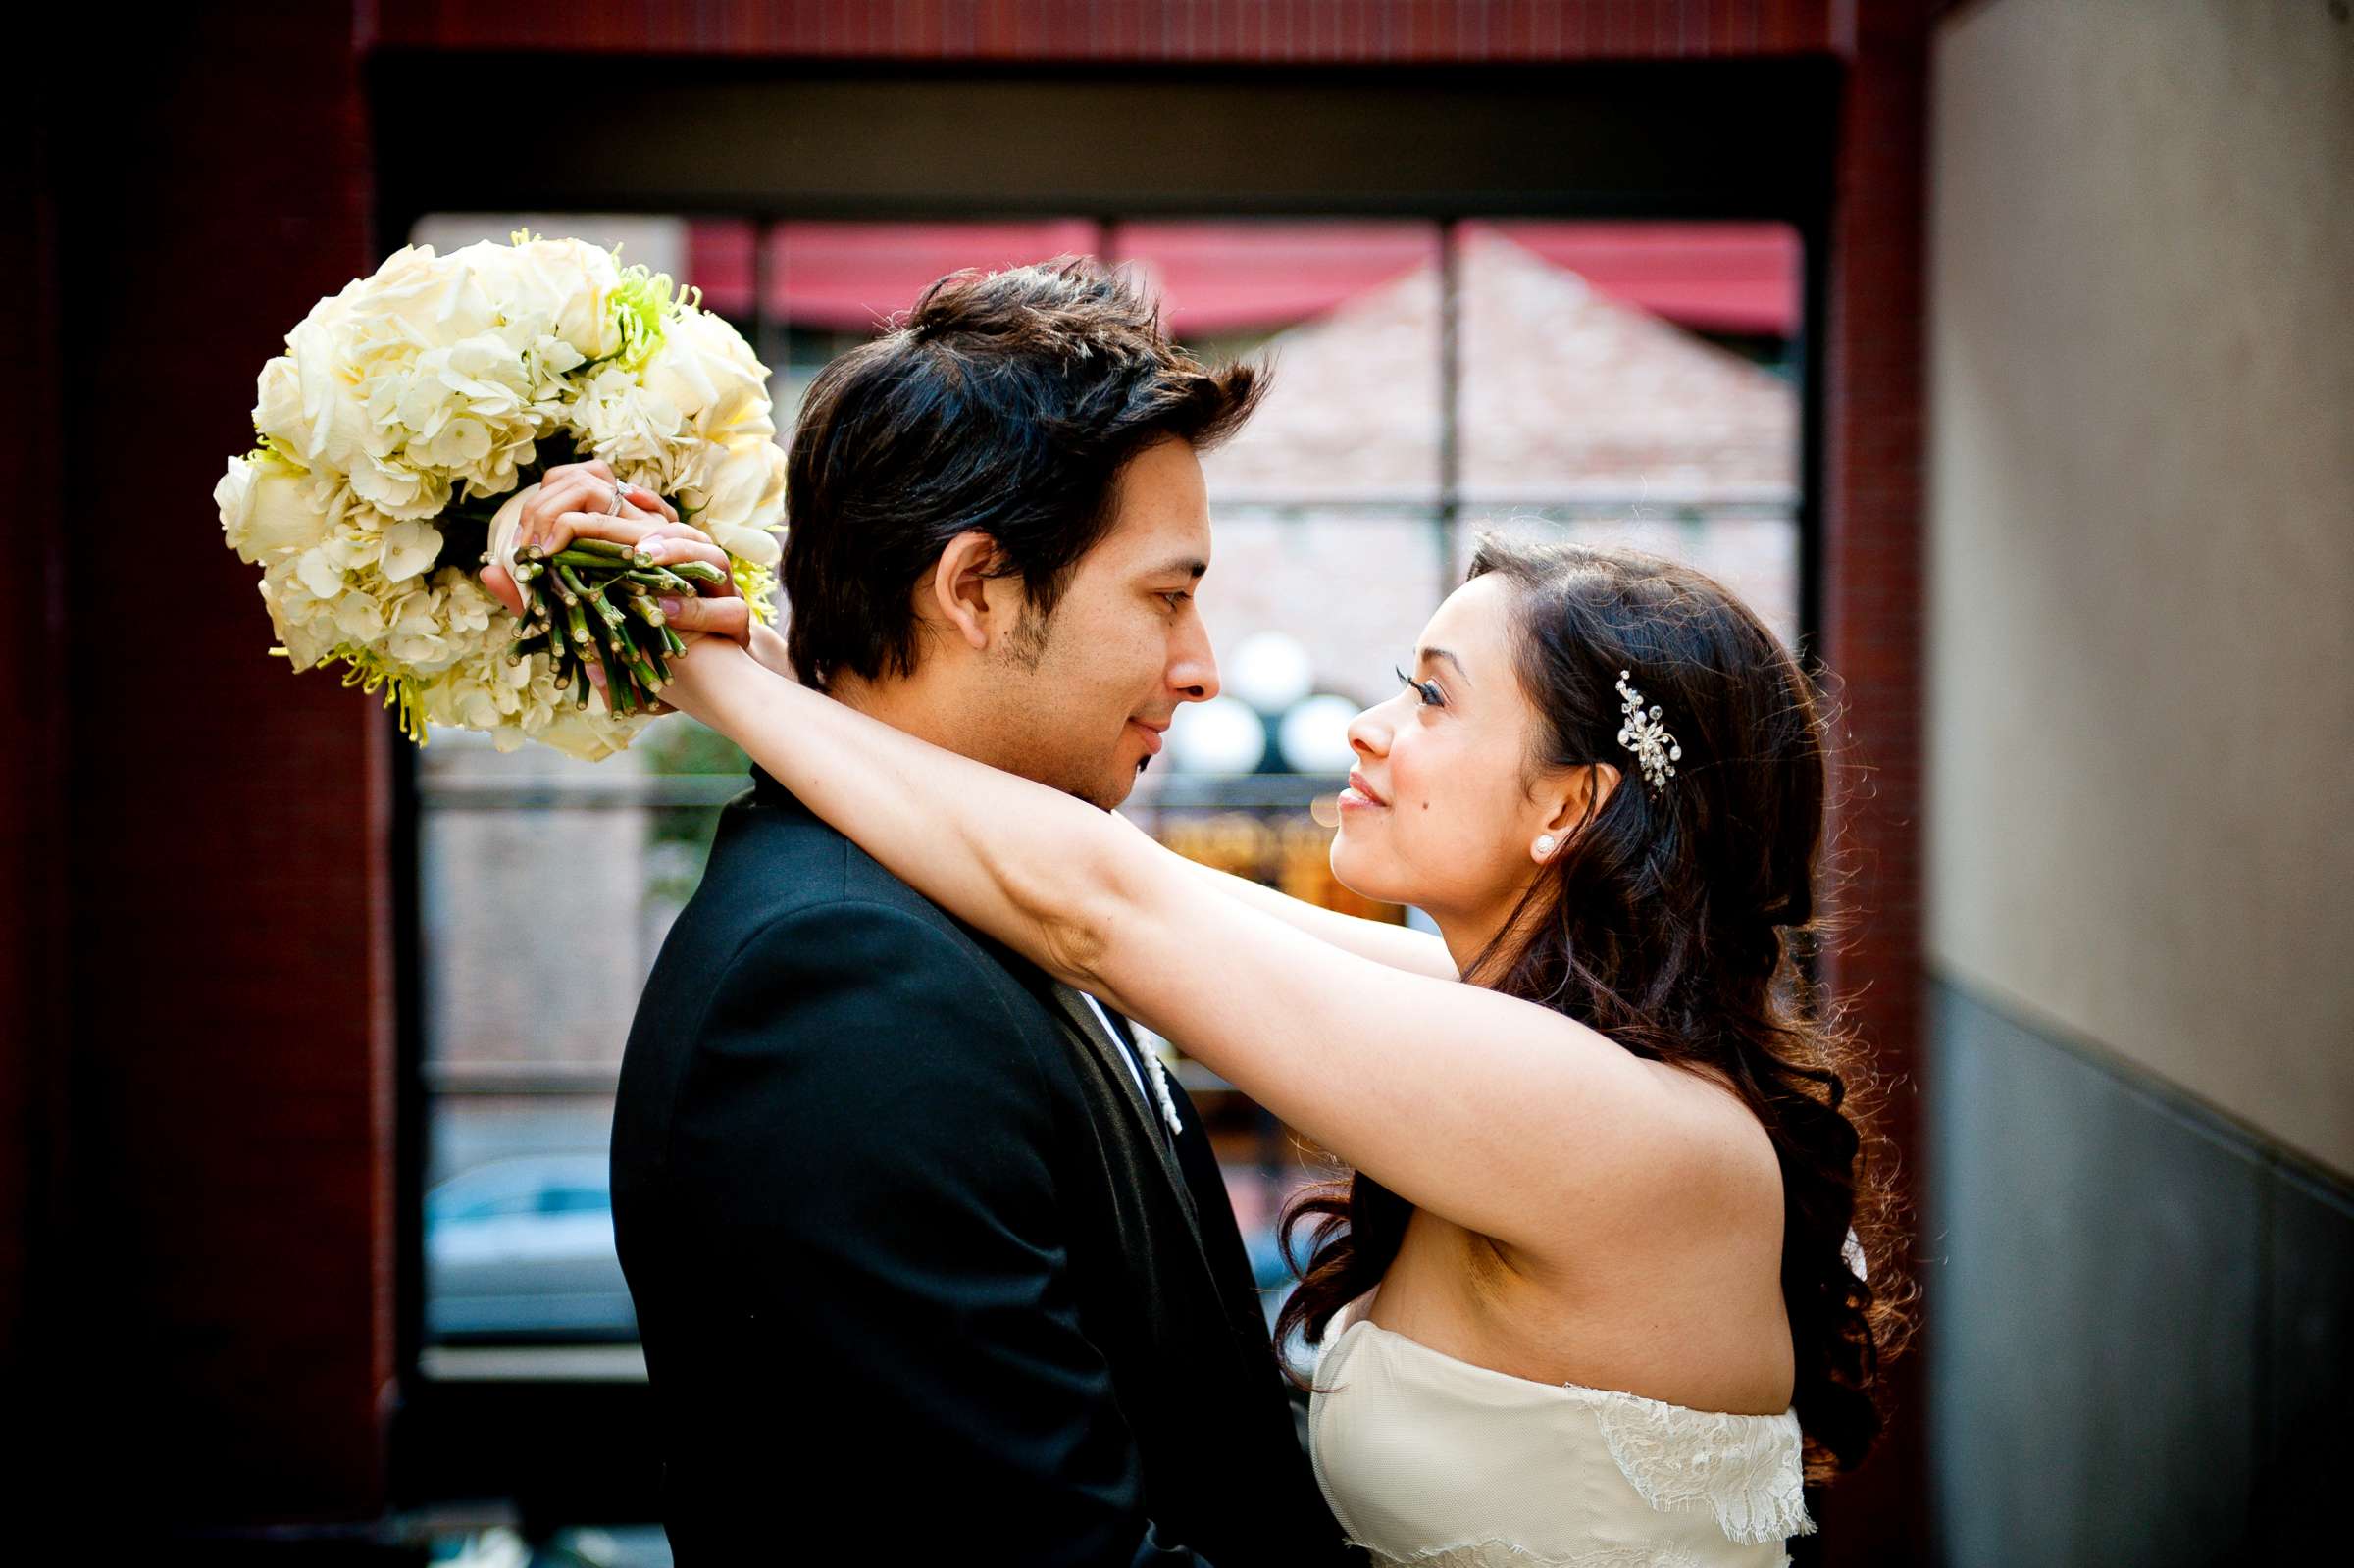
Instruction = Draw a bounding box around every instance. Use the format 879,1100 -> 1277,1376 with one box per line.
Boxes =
822,435 -> 1223,814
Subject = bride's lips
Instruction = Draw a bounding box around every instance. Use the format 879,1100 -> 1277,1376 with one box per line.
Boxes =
1339,769 -> 1388,810
1128,718 -> 1168,756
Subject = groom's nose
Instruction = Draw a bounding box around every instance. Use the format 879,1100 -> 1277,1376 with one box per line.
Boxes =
1168,618 -> 1219,704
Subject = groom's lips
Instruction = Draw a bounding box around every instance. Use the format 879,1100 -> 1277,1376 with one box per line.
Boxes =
1128,718 -> 1169,756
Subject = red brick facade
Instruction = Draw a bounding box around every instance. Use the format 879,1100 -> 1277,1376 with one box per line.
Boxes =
372,0 -> 1843,60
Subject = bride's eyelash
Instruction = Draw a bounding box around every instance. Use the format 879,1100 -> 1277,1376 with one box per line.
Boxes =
1395,665 -> 1444,707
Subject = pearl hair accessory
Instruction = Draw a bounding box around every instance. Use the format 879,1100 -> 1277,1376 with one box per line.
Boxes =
1615,668 -> 1682,793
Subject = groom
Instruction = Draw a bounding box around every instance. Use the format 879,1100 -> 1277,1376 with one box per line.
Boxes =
604,260 -> 1357,1565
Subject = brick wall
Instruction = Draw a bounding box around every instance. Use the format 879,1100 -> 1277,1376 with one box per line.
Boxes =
26,0 -> 391,1529
374,0 -> 1841,60
1813,5 -> 1934,1558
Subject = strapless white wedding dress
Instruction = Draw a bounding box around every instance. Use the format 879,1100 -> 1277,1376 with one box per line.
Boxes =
1309,1290 -> 1816,1567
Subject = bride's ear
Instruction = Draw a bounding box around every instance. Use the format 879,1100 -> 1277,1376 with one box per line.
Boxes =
928,531 -> 1016,653
1533,761 -> 1620,859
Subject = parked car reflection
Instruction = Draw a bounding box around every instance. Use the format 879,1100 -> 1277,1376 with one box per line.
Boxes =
427,1153 -> 638,1341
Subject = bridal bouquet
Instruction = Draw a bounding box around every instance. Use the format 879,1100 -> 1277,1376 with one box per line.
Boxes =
213,229 -> 786,760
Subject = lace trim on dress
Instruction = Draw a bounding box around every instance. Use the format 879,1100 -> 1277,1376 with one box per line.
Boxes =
1560,1385 -> 1816,1546
1350,1538 -> 1790,1568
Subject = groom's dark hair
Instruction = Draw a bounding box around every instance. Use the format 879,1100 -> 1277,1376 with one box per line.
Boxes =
778,255 -> 1266,691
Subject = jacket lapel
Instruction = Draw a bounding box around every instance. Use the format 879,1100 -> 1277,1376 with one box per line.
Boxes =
1049,981 -> 1203,1242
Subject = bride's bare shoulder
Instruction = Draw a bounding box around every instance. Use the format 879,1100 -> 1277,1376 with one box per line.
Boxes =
1535,1051 -> 1788,1252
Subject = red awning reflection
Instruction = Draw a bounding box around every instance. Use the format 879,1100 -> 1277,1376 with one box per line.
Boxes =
687,218 -> 1798,339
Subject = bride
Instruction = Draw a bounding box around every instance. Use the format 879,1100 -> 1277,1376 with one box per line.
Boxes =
535,504 -> 1909,1565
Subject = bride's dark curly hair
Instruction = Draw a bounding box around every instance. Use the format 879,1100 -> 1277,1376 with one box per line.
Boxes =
1275,534 -> 1919,1484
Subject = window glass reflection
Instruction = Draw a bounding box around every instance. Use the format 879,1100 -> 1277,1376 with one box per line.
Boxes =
409,212 -> 1807,1361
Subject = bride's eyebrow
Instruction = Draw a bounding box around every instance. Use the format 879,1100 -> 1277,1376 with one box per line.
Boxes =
1417,647 -> 1471,687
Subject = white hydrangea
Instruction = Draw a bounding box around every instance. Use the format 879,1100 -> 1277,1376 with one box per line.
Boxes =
217,230 -> 787,756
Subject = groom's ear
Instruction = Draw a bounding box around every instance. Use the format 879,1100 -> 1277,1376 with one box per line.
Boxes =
928,529 -> 1021,653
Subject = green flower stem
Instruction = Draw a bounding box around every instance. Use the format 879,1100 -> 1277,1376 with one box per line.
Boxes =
623,566 -> 698,596
588,636 -> 632,714
575,582 -> 631,634
491,506 -> 721,727
551,548 -> 629,573
566,537 -> 654,569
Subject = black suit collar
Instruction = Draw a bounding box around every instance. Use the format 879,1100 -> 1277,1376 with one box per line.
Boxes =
747,761 -> 810,815
749,763 -> 1211,1253
1047,982 -> 1203,1238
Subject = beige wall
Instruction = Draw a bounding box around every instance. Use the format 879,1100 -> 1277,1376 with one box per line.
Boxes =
1925,0 -> 2354,1173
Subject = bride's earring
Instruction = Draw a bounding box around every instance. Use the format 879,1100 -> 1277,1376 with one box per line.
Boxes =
1533,835 -> 1558,860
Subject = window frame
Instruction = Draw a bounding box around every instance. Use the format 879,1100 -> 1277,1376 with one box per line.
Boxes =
378,52 -> 1839,1518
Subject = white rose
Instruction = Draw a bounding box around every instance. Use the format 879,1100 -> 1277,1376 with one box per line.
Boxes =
252,356 -> 305,448
701,308 -> 771,379
642,307 -> 765,422
360,244 -> 497,348
457,237 -> 621,360
285,315 -> 375,473
297,253 -> 407,339
711,521 -> 783,570
217,455 -> 332,565
684,437 -> 786,548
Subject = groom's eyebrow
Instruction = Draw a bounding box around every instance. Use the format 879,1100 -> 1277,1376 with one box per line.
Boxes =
1146,555 -> 1209,580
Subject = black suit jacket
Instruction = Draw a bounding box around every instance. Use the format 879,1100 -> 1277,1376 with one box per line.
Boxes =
611,764 -> 1357,1565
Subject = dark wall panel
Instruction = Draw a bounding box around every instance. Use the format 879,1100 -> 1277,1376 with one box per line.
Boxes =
2260,1163 -> 2354,1552
1927,976 -> 2348,1563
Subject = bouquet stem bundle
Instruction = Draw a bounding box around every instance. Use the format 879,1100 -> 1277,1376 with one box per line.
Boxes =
499,535 -> 728,718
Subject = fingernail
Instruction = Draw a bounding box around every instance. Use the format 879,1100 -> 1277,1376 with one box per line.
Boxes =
658,597 -> 683,616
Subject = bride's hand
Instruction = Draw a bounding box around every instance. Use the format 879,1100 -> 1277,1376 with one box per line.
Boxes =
646,623 -> 769,725
477,458 -> 720,621
474,458 -> 797,715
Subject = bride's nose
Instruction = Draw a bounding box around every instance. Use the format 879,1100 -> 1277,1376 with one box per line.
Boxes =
1347,705 -> 1390,760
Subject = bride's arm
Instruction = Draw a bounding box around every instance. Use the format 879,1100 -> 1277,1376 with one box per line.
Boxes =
1168,856 -> 1458,980
676,641 -> 1730,1257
